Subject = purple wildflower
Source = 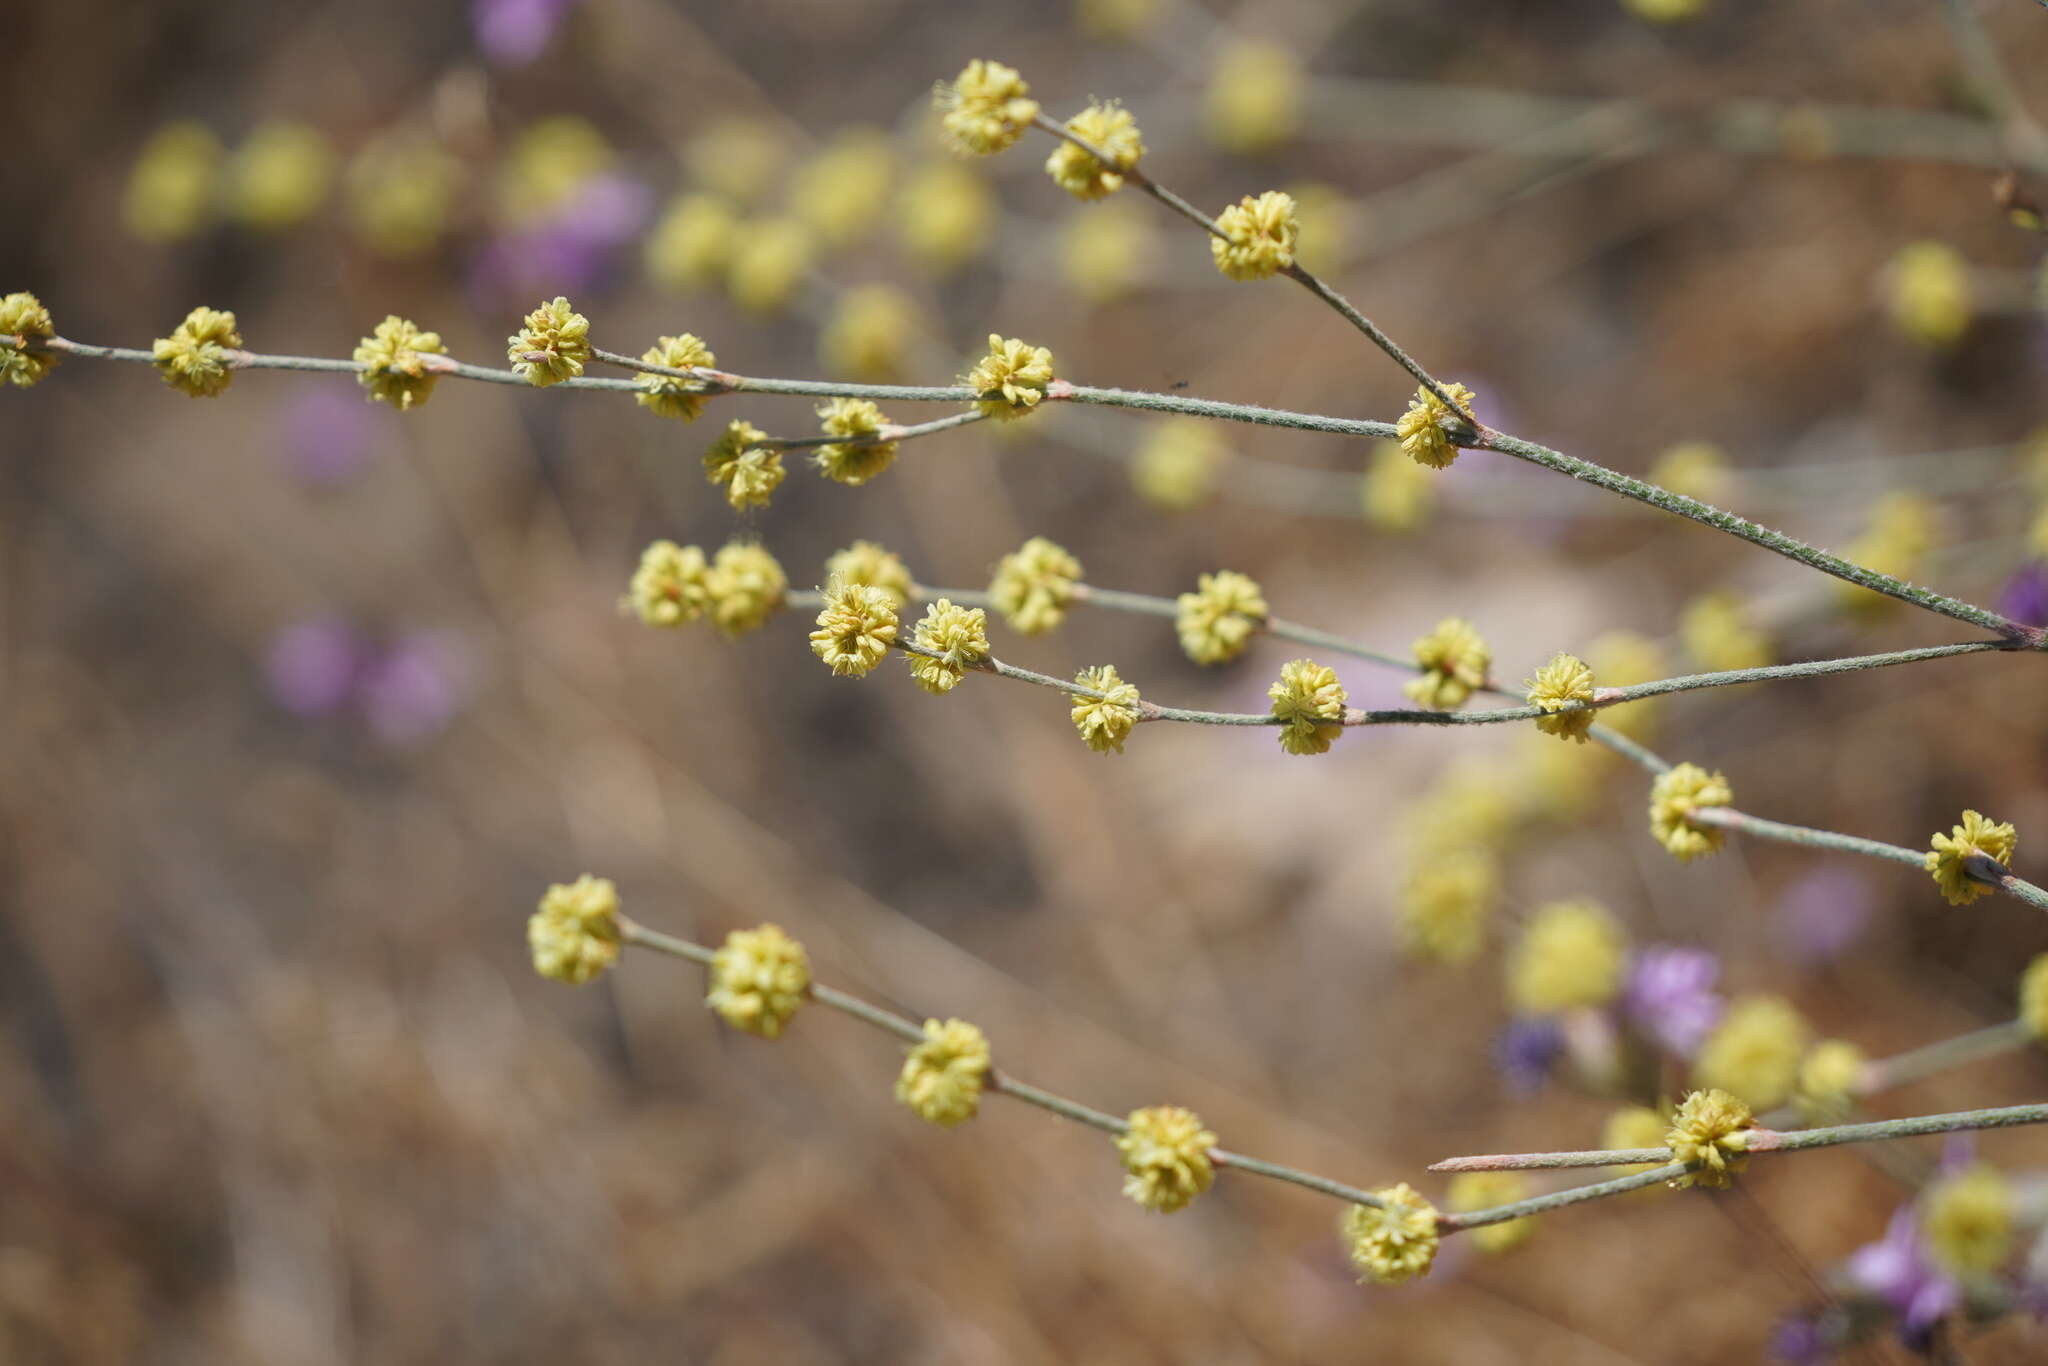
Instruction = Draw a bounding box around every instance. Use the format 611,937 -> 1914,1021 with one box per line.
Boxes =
1621,945 -> 1725,1057
1776,867 -> 1874,966
1997,560 -> 2048,627
1493,1015 -> 1564,1096
1768,1311 -> 1832,1365
359,632 -> 468,746
469,172 -> 652,304
473,0 -> 580,66
1846,1205 -> 1960,1346
265,618 -> 363,717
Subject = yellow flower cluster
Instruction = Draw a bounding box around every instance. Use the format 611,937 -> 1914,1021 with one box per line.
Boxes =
989,536 -> 1081,634
1444,1172 -> 1535,1256
1525,652 -> 1597,743
897,163 -> 994,275
1680,591 -> 1772,672
527,875 -> 622,985
124,121 -> 223,241
625,539 -> 787,637
966,334 -> 1055,421
727,218 -> 814,315
353,315 -> 446,411
821,285 -> 919,381
1585,631 -> 1667,743
230,121 -> 334,231
813,397 -> 900,486
1624,0 -> 1709,24
346,131 -> 461,260
1794,1039 -> 1865,1124
1072,665 -> 1142,754
702,418 -> 785,510
1404,617 -> 1490,710
1176,570 -> 1268,664
1923,1164 -> 2016,1276
1062,200 -> 1157,303
1925,810 -> 2017,906
1,291 -> 58,389
1694,995 -> 1808,1110
1269,658 -> 1348,756
895,1018 -> 992,1127
1887,240 -> 1973,348
1395,382 -> 1479,470
936,60 -> 1040,158
1046,102 -> 1145,200
151,305 -> 242,398
789,128 -> 893,247
1131,417 -> 1227,510
1361,439 -> 1437,531
706,923 -> 811,1038
909,599 -> 991,694
1507,899 -> 1627,1014
634,333 -> 717,422
1341,1184 -> 1439,1285
645,193 -> 736,291
1116,1106 -> 1217,1213
1648,762 -> 1733,862
825,540 -> 915,609
1204,40 -> 1300,154
1210,190 -> 1299,281
809,582 -> 899,678
1663,1088 -> 1755,1189
1397,849 -> 1498,965
507,296 -> 591,387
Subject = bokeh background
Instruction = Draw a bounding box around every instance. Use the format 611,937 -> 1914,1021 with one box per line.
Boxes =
5,1 -> 2048,1361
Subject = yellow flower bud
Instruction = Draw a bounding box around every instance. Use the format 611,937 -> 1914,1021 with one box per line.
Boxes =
635,333 -> 717,422
1204,41 -> 1299,154
1507,899 -> 1627,1014
1395,381 -> 1479,470
1923,1164 -> 2015,1276
645,193 -> 737,291
1044,102 -> 1145,201
966,334 -> 1055,422
1116,1106 -> 1216,1213
1648,763 -> 1734,863
809,582 -> 899,678
702,419 -> 784,511
228,122 -> 334,231
1694,995 -> 1808,1110
151,306 -> 242,398
935,60 -> 1040,158
908,599 -> 990,694
1269,658 -> 1347,756
989,536 -> 1081,634
1,292 -> 59,389
705,542 -> 787,638
1925,809 -> 2018,906
626,540 -> 711,628
527,875 -> 621,985
1404,617 -> 1490,710
1210,190 -> 1298,281
1071,665 -> 1142,754
1664,1088 -> 1755,1189
706,924 -> 811,1038
125,121 -> 221,242
1525,652 -> 1596,743
824,541 -> 914,609
1341,1184 -> 1438,1284
507,296 -> 590,387
895,1018 -> 991,1127
353,316 -> 447,411
1175,570 -> 1267,665
813,397 -> 898,486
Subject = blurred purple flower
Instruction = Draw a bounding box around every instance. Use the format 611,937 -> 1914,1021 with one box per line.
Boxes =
1492,1015 -> 1563,1096
280,387 -> 382,487
1998,560 -> 2048,627
474,0 -> 580,66
360,632 -> 469,746
1846,1206 -> 1959,1346
266,618 -> 363,716
469,172 -> 653,304
1776,867 -> 1875,966
1622,945 -> 1725,1057
1768,1312 -> 1831,1366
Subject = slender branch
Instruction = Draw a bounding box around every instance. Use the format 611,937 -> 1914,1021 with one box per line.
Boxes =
1861,1020 -> 2033,1093
1685,807 -> 1929,869
1439,1164 -> 1688,1231
1434,1148 -> 1671,1173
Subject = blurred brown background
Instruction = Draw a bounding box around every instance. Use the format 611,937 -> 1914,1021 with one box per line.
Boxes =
4,1 -> 2047,1362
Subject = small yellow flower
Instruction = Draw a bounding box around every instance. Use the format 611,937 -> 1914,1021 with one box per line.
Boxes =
151,306 -> 242,398
2021,953 -> 2048,1042
1402,761 -> 1520,852
1061,200 -> 1158,303
989,536 -> 1081,634
124,121 -> 222,242
966,334 -> 1055,422
1269,658 -> 1348,756
1341,1184 -> 1439,1285
683,117 -> 788,204
1116,1106 -> 1216,1213
821,285 -> 920,380
1445,1172 -> 1535,1256
727,218 -> 815,316
809,582 -> 899,678
1603,1105 -> 1674,1176
1131,418 -> 1228,510
1664,1088 -> 1755,1189
702,419 -> 785,511
527,874 -> 621,985
1585,630 -> 1668,744
626,540 -> 711,628
1405,617 -> 1490,710
1175,570 -> 1268,665
1926,810 -> 2018,906
1360,439 -> 1437,531
1,292 -> 59,389
507,295 -> 590,387
789,127 -> 894,247
1045,102 -> 1145,200
1078,0 -> 1158,40
1397,849 -> 1498,965
1508,899 -> 1627,1014
1395,381 -> 1479,470
705,541 -> 788,637
496,116 -> 612,224
1795,1040 -> 1866,1124
228,121 -> 334,231
813,397 -> 899,486
352,315 -> 447,411
824,541 -> 915,609
895,1018 -> 992,1127
1887,240 -> 1972,348
908,599 -> 990,694
1204,40 -> 1300,154
346,131 -> 460,259
897,162 -> 995,275
1680,592 -> 1772,672
1525,652 -> 1597,743
1210,190 -> 1299,281
1694,995 -> 1808,1110
645,193 -> 738,291
1072,665 -> 1142,754
1649,441 -> 1732,505
1923,1164 -> 2015,1276
1510,728 -> 1607,826
936,59 -> 1040,158
635,333 -> 717,422
706,924 -> 811,1038
1648,763 -> 1734,863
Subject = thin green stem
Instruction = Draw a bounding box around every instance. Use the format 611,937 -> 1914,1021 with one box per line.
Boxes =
1439,1165 -> 1687,1231
1859,1020 -> 2032,1093
1686,807 -> 1929,869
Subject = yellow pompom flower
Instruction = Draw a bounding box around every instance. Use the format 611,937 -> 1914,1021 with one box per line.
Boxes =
626,540 -> 711,628
908,599 -> 991,694
936,59 -> 1040,158
813,397 -> 899,486
1045,102 -> 1145,200
705,541 -> 788,637
1525,652 -> 1597,743
1508,899 -> 1627,1014
1341,1184 -> 1439,1285
634,333 -> 717,422
346,131 -> 460,259
2021,954 -> 2048,1042
1926,810 -> 2018,906
897,161 -> 995,274
526,874 -> 622,985
809,582 -> 899,678
1396,381 -> 1480,470
1176,570 -> 1268,665
124,121 -> 222,242
1603,1105 -> 1675,1176
727,218 -> 815,315
1405,617 -> 1490,710
1680,592 -> 1772,672
1402,761 -> 1520,853
1397,849 -> 1498,965
1115,1106 -> 1216,1213
1923,1165 -> 2015,1276
966,334 -> 1055,422
1649,763 -> 1734,863
1510,728 -> 1606,826
1649,441 -> 1732,505
1795,1040 -> 1866,1123
1204,40 -> 1300,154
895,1018 -> 992,1127
789,127 -> 894,247
228,121 -> 334,232
989,536 -> 1081,634
1446,1172 -> 1535,1256
1664,1088 -> 1755,1189
352,316 -> 447,411
496,116 -> 613,226
1586,630 -> 1668,743
1361,439 -> 1437,531
706,924 -> 811,1039
1078,0 -> 1158,40
702,419 -> 785,511
824,541 -> 915,609
1061,199 -> 1158,304
507,296 -> 590,387
151,306 -> 242,398
1887,240 -> 1973,348
1131,417 -> 1227,510
1,292 -> 59,389
684,117 -> 788,204
1269,658 -> 1348,756
645,193 -> 738,291
1210,190 -> 1299,281
1072,665 -> 1142,754
821,285 -> 920,380
1694,995 -> 1808,1110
